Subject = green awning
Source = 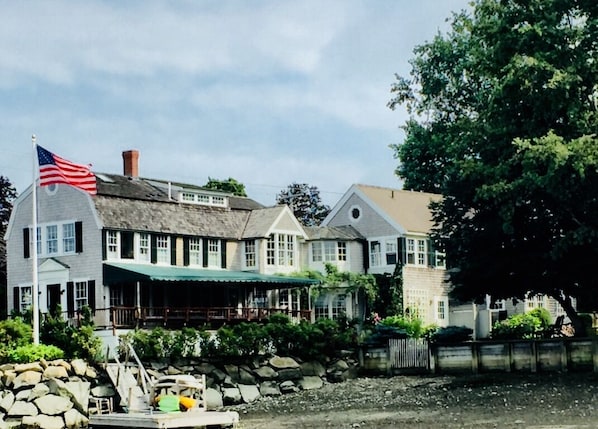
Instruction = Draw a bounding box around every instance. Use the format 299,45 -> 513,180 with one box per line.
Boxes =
103,262 -> 319,286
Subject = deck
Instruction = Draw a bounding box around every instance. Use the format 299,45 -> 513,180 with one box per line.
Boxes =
89,409 -> 239,428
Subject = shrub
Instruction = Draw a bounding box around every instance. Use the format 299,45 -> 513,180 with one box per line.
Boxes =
428,326 -> 473,343
5,344 -> 64,363
379,315 -> 425,338
492,310 -> 550,340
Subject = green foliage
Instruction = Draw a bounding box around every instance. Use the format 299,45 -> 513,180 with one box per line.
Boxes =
204,177 -> 247,197
40,305 -> 102,362
379,315 -> 425,338
389,0 -> 598,334
276,183 -> 331,226
123,326 -> 211,361
5,344 -> 64,363
428,326 -> 473,343
0,318 -> 32,360
492,309 -> 552,340
313,264 -> 377,315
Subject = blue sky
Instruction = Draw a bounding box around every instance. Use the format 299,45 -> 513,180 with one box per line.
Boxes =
0,0 -> 471,207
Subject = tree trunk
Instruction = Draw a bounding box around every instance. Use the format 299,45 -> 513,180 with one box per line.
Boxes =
554,293 -> 586,337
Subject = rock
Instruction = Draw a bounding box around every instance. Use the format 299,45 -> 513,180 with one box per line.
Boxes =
222,387 -> 242,405
238,367 -> 256,384
279,380 -> 299,394
277,368 -> 302,381
301,361 -> 326,377
167,365 -> 182,375
254,366 -> 278,380
238,384 -> 260,403
70,359 -> 88,377
204,388 -> 223,410
222,375 -> 236,388
327,370 -> 349,383
48,379 -> 90,414
259,381 -> 282,396
22,414 -> 64,429
15,390 -> 30,401
12,371 -> 42,390
34,394 -> 73,415
64,408 -> 89,429
269,356 -> 300,370
211,368 -> 227,383
1,370 -> 16,388
28,383 -> 50,401
328,359 -> 349,373
43,365 -> 69,380
7,400 -> 38,417
298,376 -> 324,390
14,363 -> 43,374
50,360 -> 72,373
224,364 -> 240,383
85,366 -> 98,379
0,392 -> 15,413
194,362 -> 216,375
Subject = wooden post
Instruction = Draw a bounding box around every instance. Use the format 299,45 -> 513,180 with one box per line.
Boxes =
530,340 -> 537,373
471,342 -> 479,374
505,342 -> 512,372
560,340 -> 568,372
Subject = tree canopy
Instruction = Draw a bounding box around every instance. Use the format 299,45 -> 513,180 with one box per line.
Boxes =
276,183 -> 331,227
389,0 -> 598,334
204,177 -> 247,197
0,176 -> 17,317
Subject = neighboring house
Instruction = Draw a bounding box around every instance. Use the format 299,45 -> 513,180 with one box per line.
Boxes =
321,184 -> 450,328
4,150 -> 317,334
303,225 -> 367,321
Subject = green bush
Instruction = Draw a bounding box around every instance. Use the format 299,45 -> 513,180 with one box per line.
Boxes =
5,344 -> 64,363
379,315 -> 425,338
492,309 -> 552,340
0,318 -> 34,362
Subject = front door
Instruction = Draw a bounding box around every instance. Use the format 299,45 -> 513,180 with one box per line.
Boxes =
47,283 -> 61,315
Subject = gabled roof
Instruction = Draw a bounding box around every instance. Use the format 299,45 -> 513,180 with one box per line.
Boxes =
303,225 -> 364,241
355,184 -> 440,234
242,205 -> 307,239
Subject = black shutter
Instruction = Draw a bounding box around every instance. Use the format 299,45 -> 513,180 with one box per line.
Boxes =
13,287 -> 20,313
427,239 -> 436,267
88,280 -> 96,313
183,237 -> 190,266
75,221 -> 83,253
101,230 -> 107,260
202,239 -> 208,267
23,228 -> 30,259
398,237 -> 406,265
170,235 -> 177,266
151,235 -> 157,264
221,239 -> 227,269
66,282 -> 75,318
362,240 -> 369,271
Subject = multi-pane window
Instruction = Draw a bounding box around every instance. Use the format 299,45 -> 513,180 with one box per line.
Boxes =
385,239 -> 397,265
266,234 -> 295,267
279,289 -> 290,308
370,241 -> 381,266
434,296 -> 449,326
245,240 -> 256,268
62,223 -> 75,253
207,239 -> 220,267
404,288 -> 428,320
107,231 -> 119,259
312,242 -> 323,262
314,295 -> 328,320
36,227 -> 42,255
19,286 -> 32,313
156,235 -> 170,264
46,225 -> 58,254
253,289 -> 268,308
406,238 -> 427,266
178,192 -> 227,207
323,242 -> 336,261
138,233 -> 150,262
337,242 -> 347,261
417,240 -> 426,265
331,294 -> 346,320
75,281 -> 88,310
189,238 -> 202,266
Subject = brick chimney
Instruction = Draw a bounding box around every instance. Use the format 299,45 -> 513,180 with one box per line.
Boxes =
122,150 -> 139,177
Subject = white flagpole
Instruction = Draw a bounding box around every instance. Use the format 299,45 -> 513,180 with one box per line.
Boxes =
31,135 -> 39,345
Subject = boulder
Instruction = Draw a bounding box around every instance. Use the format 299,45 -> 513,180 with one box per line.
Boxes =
90,384 -> 115,398
34,394 -> 73,415
279,380 -> 299,394
70,359 -> 88,377
7,401 -> 38,417
21,415 -> 64,429
204,387 -> 223,410
298,376 -> 324,390
254,365 -> 278,380
14,363 -> 43,374
300,361 -> 326,377
238,384 -> 260,403
277,368 -> 302,381
0,392 -> 15,413
327,359 -> 349,373
222,387 -> 242,405
28,383 -> 50,401
64,408 -> 89,429
12,371 -> 42,390
238,367 -> 256,385
259,381 -> 282,396
269,356 -> 300,370
43,365 -> 69,380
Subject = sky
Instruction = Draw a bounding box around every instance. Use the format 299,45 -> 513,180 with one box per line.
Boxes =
0,0 -> 471,207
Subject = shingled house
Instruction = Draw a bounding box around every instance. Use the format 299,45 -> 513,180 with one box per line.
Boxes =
5,150 -> 317,332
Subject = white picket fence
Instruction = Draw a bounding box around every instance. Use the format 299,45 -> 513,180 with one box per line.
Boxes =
389,338 -> 430,370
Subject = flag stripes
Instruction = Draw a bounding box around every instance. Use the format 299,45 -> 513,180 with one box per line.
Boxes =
37,145 -> 97,194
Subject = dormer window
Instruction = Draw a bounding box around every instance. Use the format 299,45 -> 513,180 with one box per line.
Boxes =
178,191 -> 228,207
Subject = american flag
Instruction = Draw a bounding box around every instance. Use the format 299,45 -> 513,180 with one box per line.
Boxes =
37,145 -> 97,195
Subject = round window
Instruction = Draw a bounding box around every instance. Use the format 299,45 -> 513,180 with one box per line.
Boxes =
349,205 -> 362,221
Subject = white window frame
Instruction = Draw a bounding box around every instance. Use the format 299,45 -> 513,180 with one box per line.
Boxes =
406,238 -> 427,266
207,239 -> 220,268
19,285 -> 33,314
137,233 -> 150,263
62,223 -> 76,253
189,237 -> 203,266
266,233 -> 296,267
29,221 -> 77,257
253,288 -> 268,308
385,239 -> 397,265
370,241 -> 381,267
107,230 -> 119,260
244,240 -> 256,269
75,280 -> 89,311
434,296 -> 449,327
156,235 -> 170,265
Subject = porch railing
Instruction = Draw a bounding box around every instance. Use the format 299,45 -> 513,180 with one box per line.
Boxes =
98,306 -> 311,329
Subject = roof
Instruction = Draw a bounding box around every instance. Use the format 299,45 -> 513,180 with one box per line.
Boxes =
303,225 -> 364,241
356,184 -> 441,234
103,262 -> 319,286
242,206 -> 288,238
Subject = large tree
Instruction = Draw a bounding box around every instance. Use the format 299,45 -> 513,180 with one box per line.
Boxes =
0,176 -> 17,319
389,0 -> 598,335
276,183 -> 331,227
